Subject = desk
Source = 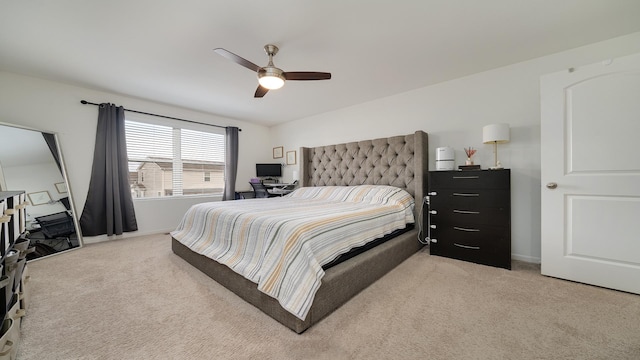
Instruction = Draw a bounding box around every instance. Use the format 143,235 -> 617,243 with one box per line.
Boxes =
264,183 -> 296,196
236,190 -> 255,199
268,188 -> 293,196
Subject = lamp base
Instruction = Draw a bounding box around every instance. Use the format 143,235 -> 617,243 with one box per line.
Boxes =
489,161 -> 503,170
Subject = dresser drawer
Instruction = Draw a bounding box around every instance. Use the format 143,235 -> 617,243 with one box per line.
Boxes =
430,224 -> 511,269
430,189 -> 510,209
429,205 -> 509,226
430,170 -> 509,190
430,223 -> 509,247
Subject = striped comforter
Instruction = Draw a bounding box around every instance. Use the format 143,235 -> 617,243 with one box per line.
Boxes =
171,185 -> 415,320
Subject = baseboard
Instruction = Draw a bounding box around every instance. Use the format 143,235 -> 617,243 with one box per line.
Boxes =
82,228 -> 174,244
512,253 -> 541,264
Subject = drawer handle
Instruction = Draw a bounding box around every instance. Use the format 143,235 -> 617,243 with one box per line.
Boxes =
454,243 -> 480,250
453,210 -> 479,214
452,193 -> 479,197
452,176 -> 479,179
454,226 -> 480,232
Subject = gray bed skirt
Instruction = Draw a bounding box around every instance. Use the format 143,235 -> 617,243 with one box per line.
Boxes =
172,229 -> 423,333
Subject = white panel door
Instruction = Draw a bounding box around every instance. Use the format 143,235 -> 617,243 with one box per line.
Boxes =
540,53 -> 640,294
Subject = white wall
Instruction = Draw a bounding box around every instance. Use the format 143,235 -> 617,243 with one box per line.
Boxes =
0,72 -> 271,242
270,32 -> 640,263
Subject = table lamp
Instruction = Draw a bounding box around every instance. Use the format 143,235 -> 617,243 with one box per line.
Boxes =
483,123 -> 510,169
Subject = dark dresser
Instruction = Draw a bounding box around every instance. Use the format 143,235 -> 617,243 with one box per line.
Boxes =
427,169 -> 511,269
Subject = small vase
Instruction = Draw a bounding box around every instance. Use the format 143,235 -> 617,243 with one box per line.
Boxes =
466,158 -> 474,165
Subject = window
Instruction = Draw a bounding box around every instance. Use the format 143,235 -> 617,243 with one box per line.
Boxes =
125,120 -> 225,198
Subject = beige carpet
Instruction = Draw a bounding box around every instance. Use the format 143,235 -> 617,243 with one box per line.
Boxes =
17,234 -> 640,359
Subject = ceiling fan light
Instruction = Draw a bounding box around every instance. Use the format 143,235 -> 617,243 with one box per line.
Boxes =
258,75 -> 285,90
258,68 -> 285,90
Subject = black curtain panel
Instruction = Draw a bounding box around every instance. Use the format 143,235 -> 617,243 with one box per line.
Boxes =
79,103 -> 138,236
42,132 -> 62,172
223,126 -> 239,201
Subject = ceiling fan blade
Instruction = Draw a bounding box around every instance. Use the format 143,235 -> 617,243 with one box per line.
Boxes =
213,48 -> 261,72
254,85 -> 269,98
284,72 -> 331,81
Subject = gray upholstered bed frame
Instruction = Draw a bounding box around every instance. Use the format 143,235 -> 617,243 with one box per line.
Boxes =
172,130 -> 428,333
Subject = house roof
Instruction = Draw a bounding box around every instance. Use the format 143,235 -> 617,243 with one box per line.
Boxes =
2,1 -> 639,126
136,158 -> 224,171
151,162 -> 224,171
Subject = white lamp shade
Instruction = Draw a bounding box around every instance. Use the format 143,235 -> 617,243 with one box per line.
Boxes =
483,123 -> 510,144
292,170 -> 299,182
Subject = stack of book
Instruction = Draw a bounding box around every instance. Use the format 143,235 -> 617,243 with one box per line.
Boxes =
458,165 -> 481,170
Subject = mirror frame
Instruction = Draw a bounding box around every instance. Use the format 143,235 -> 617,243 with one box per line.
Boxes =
0,121 -> 84,256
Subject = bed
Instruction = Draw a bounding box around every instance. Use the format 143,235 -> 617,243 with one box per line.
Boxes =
171,130 -> 428,333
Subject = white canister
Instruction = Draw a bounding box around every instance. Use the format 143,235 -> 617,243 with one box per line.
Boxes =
435,147 -> 455,170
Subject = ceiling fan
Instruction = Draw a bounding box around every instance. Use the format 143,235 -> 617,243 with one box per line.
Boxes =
214,44 -> 331,98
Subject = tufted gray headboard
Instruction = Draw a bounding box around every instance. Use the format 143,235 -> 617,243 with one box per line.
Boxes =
299,130 -> 428,222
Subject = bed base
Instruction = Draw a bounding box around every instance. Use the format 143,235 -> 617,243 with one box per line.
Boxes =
172,130 -> 428,333
172,229 -> 423,333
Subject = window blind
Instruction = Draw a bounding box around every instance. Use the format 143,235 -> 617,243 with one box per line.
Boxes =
125,120 -> 225,198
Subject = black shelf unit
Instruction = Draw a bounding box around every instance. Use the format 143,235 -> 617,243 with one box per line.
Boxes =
1,190 -> 29,357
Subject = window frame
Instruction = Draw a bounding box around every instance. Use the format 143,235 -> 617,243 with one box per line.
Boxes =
124,114 -> 226,201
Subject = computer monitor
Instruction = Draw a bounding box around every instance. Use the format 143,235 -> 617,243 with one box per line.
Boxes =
256,163 -> 282,178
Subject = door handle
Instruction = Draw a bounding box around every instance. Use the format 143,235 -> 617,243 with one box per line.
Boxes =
546,182 -> 558,189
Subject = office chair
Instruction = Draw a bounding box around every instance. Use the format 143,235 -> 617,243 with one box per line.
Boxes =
250,182 -> 276,198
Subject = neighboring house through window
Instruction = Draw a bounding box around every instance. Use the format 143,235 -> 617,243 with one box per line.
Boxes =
125,120 -> 225,198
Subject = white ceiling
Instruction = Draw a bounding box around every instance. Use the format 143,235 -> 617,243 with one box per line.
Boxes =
2,1 -> 640,127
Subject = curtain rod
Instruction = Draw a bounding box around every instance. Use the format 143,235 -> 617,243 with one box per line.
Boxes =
80,100 -> 241,131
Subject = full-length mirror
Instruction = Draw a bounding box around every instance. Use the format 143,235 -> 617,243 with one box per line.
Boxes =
0,123 -> 83,259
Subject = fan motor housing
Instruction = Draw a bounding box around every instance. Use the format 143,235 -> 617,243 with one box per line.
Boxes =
258,66 -> 284,78
258,67 -> 285,89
